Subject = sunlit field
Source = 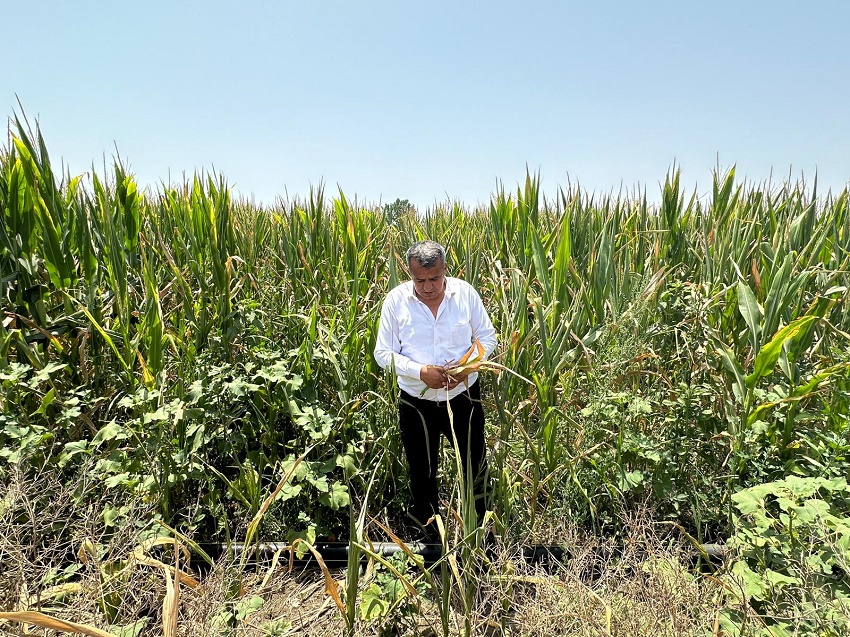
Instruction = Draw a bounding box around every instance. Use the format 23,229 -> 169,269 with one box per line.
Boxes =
2,116 -> 849,636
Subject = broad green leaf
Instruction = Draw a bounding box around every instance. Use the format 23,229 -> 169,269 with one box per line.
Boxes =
336,453 -> 358,477
234,595 -> 264,621
111,618 -> 149,637
0,362 -> 31,383
102,503 -> 124,527
360,583 -> 390,621
730,560 -> 767,600
783,475 -> 829,498
319,482 -> 350,510
308,475 -> 329,493
790,500 -> 829,525
142,407 -> 169,424
764,568 -> 799,588
58,440 -> 90,468
747,315 -> 818,387
185,380 -> 204,404
33,361 -> 67,380
257,360 -> 294,384
93,421 -> 129,445
104,472 -> 130,489
617,469 -> 645,492
31,387 -> 55,416
731,490 -> 765,515
274,483 -> 301,502
286,526 -> 316,559
225,377 -> 261,398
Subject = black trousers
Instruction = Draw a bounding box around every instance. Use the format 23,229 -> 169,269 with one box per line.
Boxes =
398,381 -> 488,529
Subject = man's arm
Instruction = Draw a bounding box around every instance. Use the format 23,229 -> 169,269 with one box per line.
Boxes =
373,295 -> 423,379
469,287 -> 497,359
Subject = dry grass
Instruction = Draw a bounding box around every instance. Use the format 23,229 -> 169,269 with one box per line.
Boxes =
0,464 -> 164,635
499,537 -> 719,636
1,469 -> 728,637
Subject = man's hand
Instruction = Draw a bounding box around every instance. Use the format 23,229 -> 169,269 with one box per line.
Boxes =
443,367 -> 470,391
420,365 -> 451,389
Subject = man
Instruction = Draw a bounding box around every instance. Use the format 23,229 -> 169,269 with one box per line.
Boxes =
374,240 -> 497,540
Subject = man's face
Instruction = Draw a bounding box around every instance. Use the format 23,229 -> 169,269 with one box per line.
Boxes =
409,260 -> 446,303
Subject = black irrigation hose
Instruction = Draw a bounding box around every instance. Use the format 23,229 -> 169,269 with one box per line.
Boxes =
196,541 -> 727,572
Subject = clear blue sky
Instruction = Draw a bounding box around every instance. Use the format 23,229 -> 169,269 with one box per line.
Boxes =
3,1 -> 849,210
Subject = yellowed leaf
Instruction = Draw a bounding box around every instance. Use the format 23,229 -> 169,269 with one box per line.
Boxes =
162,565 -> 178,637
292,539 -> 346,617
133,535 -> 191,563
454,340 -> 479,367
27,583 -> 82,608
78,539 -> 96,564
0,611 -> 118,637
245,447 -> 313,547
132,555 -> 199,588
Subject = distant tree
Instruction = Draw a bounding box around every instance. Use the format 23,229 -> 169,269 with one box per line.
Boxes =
383,198 -> 415,224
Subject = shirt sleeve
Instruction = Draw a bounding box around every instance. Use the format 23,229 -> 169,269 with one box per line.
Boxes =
373,293 -> 424,380
468,287 -> 497,359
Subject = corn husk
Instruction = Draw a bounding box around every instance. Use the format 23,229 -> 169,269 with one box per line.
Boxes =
443,339 -> 533,386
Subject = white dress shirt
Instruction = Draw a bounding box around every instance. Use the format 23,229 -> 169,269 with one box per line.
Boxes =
374,276 -> 497,401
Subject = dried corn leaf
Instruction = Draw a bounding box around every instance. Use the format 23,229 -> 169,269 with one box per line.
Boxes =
245,446 -> 312,548
128,536 -> 199,588
454,339 -> 485,367
0,611 -> 118,637
78,539 -> 96,564
27,583 -> 82,608
292,540 -> 346,617
445,358 -> 533,386
133,554 -> 199,588
162,565 -> 178,637
132,536 -> 191,563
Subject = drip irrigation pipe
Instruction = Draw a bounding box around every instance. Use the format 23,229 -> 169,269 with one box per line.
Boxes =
196,541 -> 726,571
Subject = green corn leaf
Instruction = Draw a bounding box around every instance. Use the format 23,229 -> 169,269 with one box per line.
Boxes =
746,315 -> 818,388
761,253 -> 792,338
13,139 -> 69,290
717,345 -> 747,404
530,230 -> 551,300
789,290 -> 843,364
736,280 -> 762,354
791,362 -> 850,398
64,292 -> 129,372
140,248 -> 164,381
553,210 -> 572,275
744,362 -> 850,426
32,387 -> 55,417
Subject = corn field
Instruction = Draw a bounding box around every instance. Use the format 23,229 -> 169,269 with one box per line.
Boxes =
1,116 -> 849,636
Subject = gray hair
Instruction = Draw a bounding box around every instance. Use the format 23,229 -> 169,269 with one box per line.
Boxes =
406,240 -> 445,268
